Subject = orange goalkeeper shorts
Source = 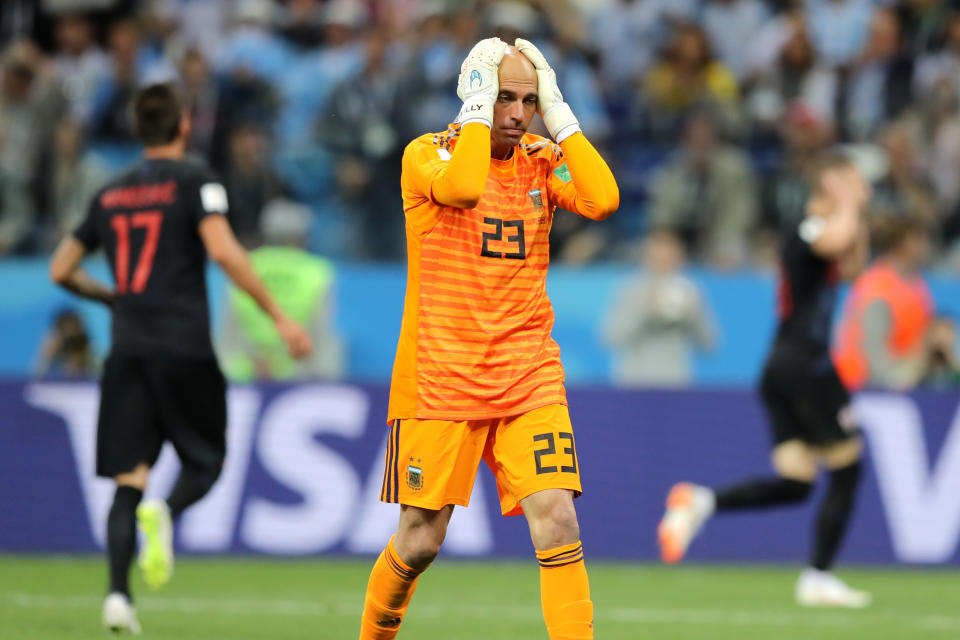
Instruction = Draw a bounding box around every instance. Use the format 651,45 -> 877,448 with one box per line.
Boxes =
379,403 -> 582,516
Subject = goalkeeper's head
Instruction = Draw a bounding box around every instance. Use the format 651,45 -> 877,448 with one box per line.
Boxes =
491,45 -> 538,155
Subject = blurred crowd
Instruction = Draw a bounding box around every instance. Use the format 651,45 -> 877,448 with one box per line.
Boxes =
0,0 -> 959,268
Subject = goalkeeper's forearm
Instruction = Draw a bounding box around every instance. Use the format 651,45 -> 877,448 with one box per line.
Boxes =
559,133 -> 620,220
428,123 -> 491,209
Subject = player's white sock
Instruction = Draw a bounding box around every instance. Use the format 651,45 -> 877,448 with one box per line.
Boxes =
102,592 -> 142,634
795,568 -> 871,608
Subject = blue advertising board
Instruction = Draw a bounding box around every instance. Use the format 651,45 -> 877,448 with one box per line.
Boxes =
5,260 -> 960,385
2,381 -> 959,565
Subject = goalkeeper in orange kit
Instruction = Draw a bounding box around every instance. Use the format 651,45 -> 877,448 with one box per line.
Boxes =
357,37 -> 619,639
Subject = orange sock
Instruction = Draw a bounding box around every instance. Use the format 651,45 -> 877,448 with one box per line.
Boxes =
358,536 -> 424,640
536,541 -> 594,640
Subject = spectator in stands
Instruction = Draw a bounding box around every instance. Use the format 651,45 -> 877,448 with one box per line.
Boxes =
139,0 -> 183,61
89,18 -> 176,142
486,0 -> 540,44
642,23 -> 741,139
648,111 -> 757,268
919,314 -> 960,388
506,2 -> 613,143
741,0 -> 804,81
319,27 -> 405,260
701,0 -> 770,81
837,7 -> 914,141
34,307 -> 97,377
5,0 -> 960,274
215,0 -> 291,83
902,76 -> 960,225
871,122 -> 938,226
51,14 -> 108,126
401,7 -> 477,136
834,216 -> 934,391
178,46 -> 223,165
914,11 -> 960,112
745,10 -> 837,139
163,0 -> 229,62
45,119 -> 110,250
897,0 -> 955,57
222,122 -> 290,248
218,199 -> 343,382
759,102 -> 833,244
0,43 -> 58,255
603,229 -> 716,387
280,0 -> 325,50
203,2 -> 286,164
805,0 -> 873,68
274,0 -> 365,148
592,0 -> 697,89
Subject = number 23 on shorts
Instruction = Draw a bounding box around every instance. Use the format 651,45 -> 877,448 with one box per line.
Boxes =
533,432 -> 578,475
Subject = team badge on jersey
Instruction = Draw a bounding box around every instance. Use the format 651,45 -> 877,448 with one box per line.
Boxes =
406,464 -> 423,491
553,163 -> 572,183
528,189 -> 544,212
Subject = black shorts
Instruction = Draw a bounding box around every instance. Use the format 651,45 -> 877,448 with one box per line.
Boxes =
759,350 -> 857,447
96,354 -> 227,478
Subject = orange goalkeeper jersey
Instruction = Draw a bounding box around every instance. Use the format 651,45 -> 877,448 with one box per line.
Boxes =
388,123 -> 618,422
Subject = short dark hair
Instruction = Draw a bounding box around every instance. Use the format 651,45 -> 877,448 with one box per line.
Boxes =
133,83 -> 184,146
805,152 -> 854,194
871,214 -> 929,254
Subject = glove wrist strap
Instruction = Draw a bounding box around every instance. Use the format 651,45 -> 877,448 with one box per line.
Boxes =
543,103 -> 580,143
457,101 -> 494,128
553,122 -> 581,143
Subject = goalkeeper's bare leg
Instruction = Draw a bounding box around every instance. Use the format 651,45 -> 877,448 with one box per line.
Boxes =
358,505 -> 452,639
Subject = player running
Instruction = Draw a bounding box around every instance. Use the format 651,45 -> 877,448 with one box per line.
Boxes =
358,38 -> 618,639
49,83 -> 312,633
658,154 -> 872,608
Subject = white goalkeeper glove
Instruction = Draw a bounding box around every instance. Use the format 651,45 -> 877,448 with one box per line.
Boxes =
514,38 -> 581,143
456,37 -> 508,128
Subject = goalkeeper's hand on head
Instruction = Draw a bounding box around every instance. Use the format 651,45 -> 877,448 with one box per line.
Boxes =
456,37 -> 508,128
514,38 -> 582,143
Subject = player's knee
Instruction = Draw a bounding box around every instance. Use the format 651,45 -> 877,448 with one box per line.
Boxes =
397,527 -> 444,569
115,463 -> 150,490
529,499 -> 580,550
395,509 -> 450,570
823,437 -> 863,470
772,440 -> 817,482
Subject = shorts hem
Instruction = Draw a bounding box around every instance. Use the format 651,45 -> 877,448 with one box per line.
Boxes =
773,429 -> 862,448
384,496 -> 472,511
95,460 -> 155,479
502,483 -> 584,517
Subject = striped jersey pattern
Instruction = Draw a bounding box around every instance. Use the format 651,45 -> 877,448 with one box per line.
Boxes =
388,126 -> 569,421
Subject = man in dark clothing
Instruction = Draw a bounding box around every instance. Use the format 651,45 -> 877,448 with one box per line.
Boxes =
49,83 -> 312,633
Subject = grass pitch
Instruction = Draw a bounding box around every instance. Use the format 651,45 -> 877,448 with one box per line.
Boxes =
2,555 -> 958,639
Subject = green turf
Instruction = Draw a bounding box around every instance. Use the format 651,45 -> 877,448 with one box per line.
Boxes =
1,555 -> 959,639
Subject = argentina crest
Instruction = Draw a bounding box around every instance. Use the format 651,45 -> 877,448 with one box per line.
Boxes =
406,458 -> 423,491
528,188 -> 544,212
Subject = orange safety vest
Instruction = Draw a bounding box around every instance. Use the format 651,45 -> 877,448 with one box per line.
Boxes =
833,260 -> 933,390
